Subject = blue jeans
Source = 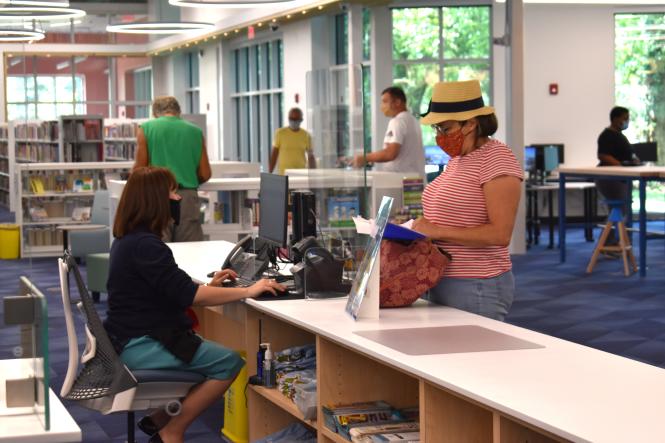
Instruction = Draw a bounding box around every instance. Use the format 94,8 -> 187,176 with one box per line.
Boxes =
425,271 -> 515,321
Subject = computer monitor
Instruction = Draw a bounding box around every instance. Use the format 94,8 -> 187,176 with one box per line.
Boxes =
632,142 -> 658,163
524,146 -> 536,173
528,144 -> 564,173
258,172 -> 288,248
424,145 -> 451,167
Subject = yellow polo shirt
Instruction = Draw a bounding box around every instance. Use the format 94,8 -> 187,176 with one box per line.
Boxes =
273,127 -> 311,175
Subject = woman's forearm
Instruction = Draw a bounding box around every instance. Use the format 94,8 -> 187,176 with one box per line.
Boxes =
192,284 -> 249,306
429,223 -> 513,247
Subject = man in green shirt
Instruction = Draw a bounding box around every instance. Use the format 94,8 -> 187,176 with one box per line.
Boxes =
134,96 -> 211,242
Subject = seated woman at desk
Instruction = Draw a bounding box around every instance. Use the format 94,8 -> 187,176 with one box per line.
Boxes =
414,80 -> 523,321
104,166 -> 284,443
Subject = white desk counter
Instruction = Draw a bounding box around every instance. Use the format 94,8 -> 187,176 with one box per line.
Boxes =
244,297 -> 665,443
0,359 -> 81,443
169,240 -> 665,442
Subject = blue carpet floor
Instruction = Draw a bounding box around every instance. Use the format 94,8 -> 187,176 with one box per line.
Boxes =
1,202 -> 665,441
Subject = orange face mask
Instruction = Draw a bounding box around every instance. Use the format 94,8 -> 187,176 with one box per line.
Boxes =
435,127 -> 465,158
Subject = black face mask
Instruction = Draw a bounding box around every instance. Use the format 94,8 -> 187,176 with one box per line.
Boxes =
169,199 -> 181,225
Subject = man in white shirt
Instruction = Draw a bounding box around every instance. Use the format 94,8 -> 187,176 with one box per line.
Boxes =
353,86 -> 425,176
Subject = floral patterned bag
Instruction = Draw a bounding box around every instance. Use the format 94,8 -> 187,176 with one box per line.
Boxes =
379,239 -> 451,308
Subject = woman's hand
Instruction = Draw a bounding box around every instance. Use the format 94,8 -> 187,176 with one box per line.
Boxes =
245,279 -> 286,298
411,217 -> 441,239
208,269 -> 238,287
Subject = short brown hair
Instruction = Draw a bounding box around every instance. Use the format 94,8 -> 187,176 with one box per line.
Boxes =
474,113 -> 498,137
113,167 -> 176,238
152,96 -> 181,117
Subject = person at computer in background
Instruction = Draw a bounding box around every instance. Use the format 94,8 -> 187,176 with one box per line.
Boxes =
412,80 -> 523,321
353,86 -> 425,176
105,167 -> 284,443
596,106 -> 639,246
134,96 -> 211,243
269,107 -> 316,175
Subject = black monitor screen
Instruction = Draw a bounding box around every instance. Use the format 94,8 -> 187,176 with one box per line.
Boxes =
258,172 -> 288,248
632,142 -> 658,162
528,144 -> 564,172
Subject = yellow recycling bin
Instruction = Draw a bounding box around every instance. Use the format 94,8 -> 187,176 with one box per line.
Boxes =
222,353 -> 248,443
0,224 -> 20,259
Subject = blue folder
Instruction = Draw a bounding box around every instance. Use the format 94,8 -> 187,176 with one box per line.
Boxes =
383,222 -> 426,241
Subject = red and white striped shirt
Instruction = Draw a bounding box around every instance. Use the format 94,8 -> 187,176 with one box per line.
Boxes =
422,139 -> 523,278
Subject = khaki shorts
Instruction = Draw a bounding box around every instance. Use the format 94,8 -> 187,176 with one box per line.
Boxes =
163,188 -> 204,242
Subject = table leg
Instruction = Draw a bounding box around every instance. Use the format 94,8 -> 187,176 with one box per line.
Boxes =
559,174 -> 566,262
639,179 -> 647,277
584,188 -> 592,242
548,189 -> 554,249
534,191 -> 540,245
526,189 -> 533,247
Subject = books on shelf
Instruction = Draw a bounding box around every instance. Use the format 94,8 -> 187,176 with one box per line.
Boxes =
0,125 -> 8,140
16,142 -> 59,162
104,142 -> 136,161
104,121 -> 140,139
22,172 -> 95,194
14,121 -> 59,141
63,118 -> 102,141
327,193 -> 360,227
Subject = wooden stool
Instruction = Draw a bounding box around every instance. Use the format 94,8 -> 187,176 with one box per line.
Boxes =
586,200 -> 637,276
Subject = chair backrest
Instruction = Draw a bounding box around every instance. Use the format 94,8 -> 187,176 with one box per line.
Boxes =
90,190 -> 110,226
58,251 -> 136,401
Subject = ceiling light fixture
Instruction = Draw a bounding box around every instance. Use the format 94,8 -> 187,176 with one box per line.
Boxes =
0,28 -> 45,41
169,0 -> 298,8
106,22 -> 215,35
0,6 -> 85,21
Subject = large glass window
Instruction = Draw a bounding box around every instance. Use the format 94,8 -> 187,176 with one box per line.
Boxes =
132,68 -> 152,118
392,6 -> 491,147
231,39 -> 283,168
7,75 -> 84,121
185,51 -> 200,114
615,13 -> 665,213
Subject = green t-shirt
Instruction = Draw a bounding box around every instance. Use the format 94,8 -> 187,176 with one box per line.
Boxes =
141,116 -> 203,189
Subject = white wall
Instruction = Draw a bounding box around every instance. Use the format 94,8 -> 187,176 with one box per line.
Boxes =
523,3 -> 665,167
282,19 -> 314,130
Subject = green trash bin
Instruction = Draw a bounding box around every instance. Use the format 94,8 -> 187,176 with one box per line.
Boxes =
0,224 -> 20,259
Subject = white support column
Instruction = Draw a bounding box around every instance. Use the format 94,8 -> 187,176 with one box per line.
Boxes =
370,6 -> 392,153
505,0 -> 527,254
348,4 -> 364,153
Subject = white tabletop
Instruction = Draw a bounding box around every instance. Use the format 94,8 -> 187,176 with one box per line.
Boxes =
244,298 -> 665,443
0,360 -> 81,442
559,165 -> 665,178
528,182 -> 596,191
169,240 -> 665,442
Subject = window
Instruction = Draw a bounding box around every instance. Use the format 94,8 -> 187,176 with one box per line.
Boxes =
7,75 -> 85,121
133,68 -> 152,119
392,6 -> 492,146
231,39 -> 283,167
362,8 -> 372,152
185,51 -> 200,114
615,13 -> 665,213
335,13 -> 349,65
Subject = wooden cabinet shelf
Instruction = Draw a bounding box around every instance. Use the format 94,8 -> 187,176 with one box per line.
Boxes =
249,385 -> 316,427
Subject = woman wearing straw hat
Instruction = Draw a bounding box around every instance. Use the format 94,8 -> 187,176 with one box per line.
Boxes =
413,79 -> 523,321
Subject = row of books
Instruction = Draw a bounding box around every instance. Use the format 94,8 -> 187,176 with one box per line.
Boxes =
323,401 -> 420,442
16,143 -> 58,162
0,175 -> 8,190
23,173 -> 95,195
14,121 -> 59,141
104,142 -> 136,161
0,192 -> 8,206
25,227 -> 64,247
402,177 -> 424,219
0,142 -> 8,157
25,199 -> 91,221
104,121 -> 140,139
0,126 -> 8,139
62,119 -> 102,141
0,158 -> 8,173
63,143 -> 103,162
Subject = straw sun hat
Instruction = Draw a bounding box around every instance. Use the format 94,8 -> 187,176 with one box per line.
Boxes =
420,79 -> 494,125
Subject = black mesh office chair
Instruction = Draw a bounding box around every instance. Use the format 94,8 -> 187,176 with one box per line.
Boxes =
58,251 -> 205,442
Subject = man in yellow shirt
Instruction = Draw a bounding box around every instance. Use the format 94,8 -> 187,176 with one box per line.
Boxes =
269,107 -> 316,175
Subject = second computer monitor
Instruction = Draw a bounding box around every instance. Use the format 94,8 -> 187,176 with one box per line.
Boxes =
258,172 -> 289,248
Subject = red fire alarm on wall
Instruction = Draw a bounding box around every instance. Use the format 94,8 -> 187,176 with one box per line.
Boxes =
549,83 -> 559,95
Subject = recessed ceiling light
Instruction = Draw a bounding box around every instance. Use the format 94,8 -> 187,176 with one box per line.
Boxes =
169,0 -> 298,8
0,28 -> 45,41
106,22 -> 215,35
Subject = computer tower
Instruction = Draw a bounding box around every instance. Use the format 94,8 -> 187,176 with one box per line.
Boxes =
291,191 -> 316,243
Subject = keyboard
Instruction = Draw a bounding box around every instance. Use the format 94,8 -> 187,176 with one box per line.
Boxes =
222,276 -> 256,288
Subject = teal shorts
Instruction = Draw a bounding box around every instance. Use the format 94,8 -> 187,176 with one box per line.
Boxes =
120,335 -> 244,381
